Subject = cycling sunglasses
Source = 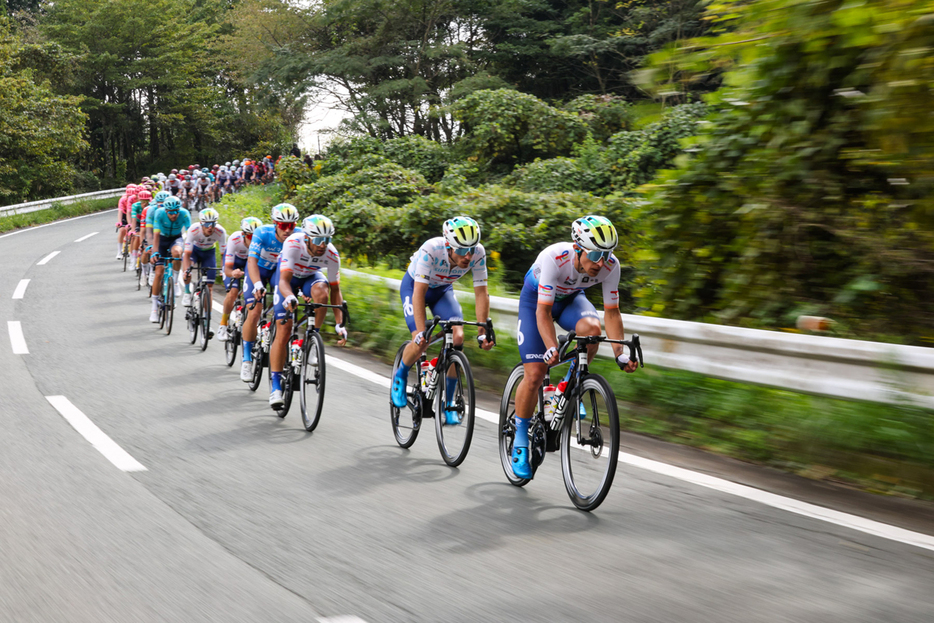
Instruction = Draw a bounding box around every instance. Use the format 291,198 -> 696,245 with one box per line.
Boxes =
585,249 -> 611,262
276,221 -> 296,230
165,209 -> 180,215
202,221 -> 217,228
309,236 -> 331,246
453,246 -> 476,256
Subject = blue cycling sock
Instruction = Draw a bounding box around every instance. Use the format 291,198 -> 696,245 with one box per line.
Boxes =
515,416 -> 530,448
242,341 -> 253,362
396,361 -> 412,380
445,376 -> 457,405
271,371 -> 282,392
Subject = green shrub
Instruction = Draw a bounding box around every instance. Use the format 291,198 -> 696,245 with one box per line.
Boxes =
562,94 -> 634,142
451,89 -> 589,167
508,157 -> 600,194
277,155 -> 315,196
293,162 -> 430,214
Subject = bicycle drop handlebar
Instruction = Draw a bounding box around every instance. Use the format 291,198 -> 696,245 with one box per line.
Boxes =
555,331 -> 644,369
423,315 -> 496,347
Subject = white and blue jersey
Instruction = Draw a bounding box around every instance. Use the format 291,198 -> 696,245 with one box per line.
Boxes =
405,237 -> 488,288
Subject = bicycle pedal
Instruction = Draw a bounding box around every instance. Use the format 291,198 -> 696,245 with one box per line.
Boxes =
207,331 -> 214,339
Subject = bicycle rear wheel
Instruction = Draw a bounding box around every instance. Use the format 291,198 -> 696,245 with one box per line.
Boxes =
390,341 -> 421,448
498,363 -> 533,486
433,351 -> 475,467
299,331 -> 326,431
122,248 -> 129,272
225,307 -> 241,367
199,287 -> 211,351
560,374 -> 620,512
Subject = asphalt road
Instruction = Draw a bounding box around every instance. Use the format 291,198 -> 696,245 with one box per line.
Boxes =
2,209 -> 933,623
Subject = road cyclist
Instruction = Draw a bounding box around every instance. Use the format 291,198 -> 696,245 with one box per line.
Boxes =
217,216 -> 263,345
239,203 -> 300,383
116,184 -> 137,259
504,215 -> 639,483
148,195 -> 191,323
389,216 -> 495,427
267,214 -> 346,410
180,206 -> 226,316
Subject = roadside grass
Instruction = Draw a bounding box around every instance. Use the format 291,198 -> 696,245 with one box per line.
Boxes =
0,195 -> 119,235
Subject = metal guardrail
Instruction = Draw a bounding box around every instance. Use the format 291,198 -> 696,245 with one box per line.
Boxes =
0,188 -> 125,218
343,268 -> 934,409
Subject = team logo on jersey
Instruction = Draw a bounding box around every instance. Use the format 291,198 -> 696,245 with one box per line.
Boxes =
564,276 -> 576,286
539,284 -> 553,292
555,250 -> 571,267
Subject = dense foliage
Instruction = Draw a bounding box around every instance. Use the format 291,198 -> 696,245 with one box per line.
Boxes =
639,0 -> 934,343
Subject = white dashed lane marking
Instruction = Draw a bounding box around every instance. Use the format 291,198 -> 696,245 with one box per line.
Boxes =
74,231 -> 99,242
45,396 -> 147,472
12,279 -> 29,299
8,321 -> 28,354
36,251 -> 60,265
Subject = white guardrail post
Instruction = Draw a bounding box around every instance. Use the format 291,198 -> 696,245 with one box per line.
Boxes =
0,188 -> 124,218
343,269 -> 934,409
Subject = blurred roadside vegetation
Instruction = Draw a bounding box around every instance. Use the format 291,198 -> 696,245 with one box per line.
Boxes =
0,195 -> 118,235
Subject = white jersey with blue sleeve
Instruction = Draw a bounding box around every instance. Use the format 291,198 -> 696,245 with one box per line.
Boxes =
530,242 -> 620,308
405,237 -> 488,288
278,232 -> 341,282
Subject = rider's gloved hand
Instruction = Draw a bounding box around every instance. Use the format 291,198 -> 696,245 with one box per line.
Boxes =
336,324 -> 348,340
252,285 -> 266,300
414,331 -> 426,346
283,294 -> 298,310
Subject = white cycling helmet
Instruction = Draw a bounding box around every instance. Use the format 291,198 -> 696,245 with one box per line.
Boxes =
442,216 -> 481,249
571,215 -> 618,252
199,208 -> 219,224
240,216 -> 263,234
225,161 -> 231,167
271,203 -> 300,223
301,214 -> 335,239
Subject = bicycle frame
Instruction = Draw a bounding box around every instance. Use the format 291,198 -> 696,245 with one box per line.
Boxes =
414,316 -> 495,405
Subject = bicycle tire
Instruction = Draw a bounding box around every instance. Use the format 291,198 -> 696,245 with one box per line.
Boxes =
165,286 -> 175,335
188,290 -> 199,345
224,325 -> 239,367
498,363 -> 533,486
248,338 -> 264,392
299,331 -> 326,431
122,248 -> 129,272
560,374 -> 620,512
136,262 -> 142,291
199,286 -> 211,351
157,278 -> 167,330
390,341 -> 420,448
433,350 -> 476,467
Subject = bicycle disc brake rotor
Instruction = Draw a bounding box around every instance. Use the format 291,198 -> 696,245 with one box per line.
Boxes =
530,421 -> 547,468
590,425 -> 604,458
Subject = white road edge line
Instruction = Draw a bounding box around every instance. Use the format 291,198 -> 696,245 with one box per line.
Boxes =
323,352 -> 934,553
12,279 -> 29,299
74,231 -> 99,242
36,250 -> 60,265
8,321 -> 28,354
0,209 -> 117,240
45,396 -> 147,472
318,617 -> 369,623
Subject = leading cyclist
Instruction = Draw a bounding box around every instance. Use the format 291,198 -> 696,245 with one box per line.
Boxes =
508,216 -> 638,479
149,196 -> 191,323
389,216 -> 494,424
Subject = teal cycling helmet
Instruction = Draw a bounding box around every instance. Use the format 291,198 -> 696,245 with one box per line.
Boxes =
163,196 -> 182,212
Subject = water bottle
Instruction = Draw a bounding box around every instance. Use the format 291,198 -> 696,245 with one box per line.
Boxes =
542,384 -> 556,419
290,338 -> 303,367
420,357 -> 437,392
260,322 -> 271,348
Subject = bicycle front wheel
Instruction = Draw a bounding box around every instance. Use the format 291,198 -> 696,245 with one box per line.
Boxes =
224,325 -> 239,367
165,287 -> 175,335
433,351 -> 475,467
299,331 -> 326,431
188,294 -> 199,345
390,341 -> 421,448
560,374 -> 620,512
199,287 -> 211,351
248,340 -> 264,392
498,363 -> 532,487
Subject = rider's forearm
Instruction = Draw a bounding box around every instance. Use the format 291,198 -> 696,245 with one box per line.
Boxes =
278,270 -> 294,300
413,283 -> 428,334
604,307 -> 626,358
247,258 -> 262,286
329,283 -> 344,325
474,287 -> 490,336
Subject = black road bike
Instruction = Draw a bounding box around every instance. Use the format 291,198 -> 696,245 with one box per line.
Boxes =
224,287 -> 245,367
270,300 -> 349,430
390,317 -> 495,467
498,332 -> 643,511
184,266 -> 214,351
